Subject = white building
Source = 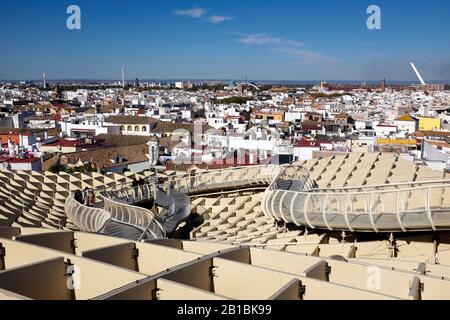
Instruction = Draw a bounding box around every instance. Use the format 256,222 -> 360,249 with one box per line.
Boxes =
60,118 -> 120,138
293,140 -> 333,161
374,124 -> 398,137
393,115 -> 419,135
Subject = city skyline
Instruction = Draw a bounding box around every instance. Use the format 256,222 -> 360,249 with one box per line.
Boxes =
1,0 -> 450,81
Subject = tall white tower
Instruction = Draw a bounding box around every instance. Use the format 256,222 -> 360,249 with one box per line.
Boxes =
121,65 -> 126,88
410,62 -> 426,86
43,73 -> 47,89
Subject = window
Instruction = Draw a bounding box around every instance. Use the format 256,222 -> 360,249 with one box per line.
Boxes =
142,126 -> 147,132
135,126 -> 140,132
120,126 -> 125,131
127,126 -> 132,131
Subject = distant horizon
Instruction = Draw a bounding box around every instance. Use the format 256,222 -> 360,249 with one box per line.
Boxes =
2,78 -> 449,86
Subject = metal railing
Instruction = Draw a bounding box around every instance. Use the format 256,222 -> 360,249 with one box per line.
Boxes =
64,165 -> 281,239
64,193 -> 111,233
310,179 -> 450,193
266,165 -> 315,192
263,182 -> 450,233
65,163 -> 450,236
101,194 -> 165,240
163,165 -> 281,194
101,184 -> 157,206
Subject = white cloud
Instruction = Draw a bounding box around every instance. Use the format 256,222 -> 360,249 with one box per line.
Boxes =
173,8 -> 207,18
237,33 -> 303,47
207,15 -> 235,24
236,33 -> 338,64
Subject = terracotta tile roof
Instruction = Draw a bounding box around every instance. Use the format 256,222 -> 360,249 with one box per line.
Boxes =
152,122 -> 214,135
61,144 -> 150,169
335,112 -> 349,119
106,115 -> 158,125
412,131 -> 450,138
44,139 -> 81,147
0,157 -> 41,164
96,134 -> 156,147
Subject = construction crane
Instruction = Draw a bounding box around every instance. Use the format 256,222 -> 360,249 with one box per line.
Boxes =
410,62 -> 426,86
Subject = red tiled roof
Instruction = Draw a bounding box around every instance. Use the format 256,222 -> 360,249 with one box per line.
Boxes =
0,132 -> 33,137
44,139 -> 81,147
412,131 -> 450,137
300,124 -> 323,131
0,157 -> 40,164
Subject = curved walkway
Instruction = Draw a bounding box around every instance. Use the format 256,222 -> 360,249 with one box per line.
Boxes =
65,165 -> 279,240
65,163 -> 450,240
262,165 -> 450,233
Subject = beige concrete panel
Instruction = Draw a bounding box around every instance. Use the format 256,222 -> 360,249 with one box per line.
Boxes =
182,241 -> 234,255
327,258 -> 414,299
353,241 -> 392,259
318,243 -> 363,259
350,258 -> 424,274
212,257 -> 296,300
81,243 -> 138,271
303,260 -> 329,281
100,280 -> 157,300
66,256 -> 146,300
135,242 -> 200,275
73,232 -> 130,254
267,279 -> 302,300
248,248 -> 319,274
0,257 -> 72,300
396,241 -> 435,262
0,288 -> 33,300
218,252 -> 396,300
0,238 -> 147,300
212,256 -> 394,300
246,248 -> 405,298
15,231 -> 75,254
348,256 -> 450,279
162,258 -> 213,293
417,274 -> 450,300
217,247 -> 250,264
0,227 -> 20,239
1,239 -> 62,269
148,239 -> 183,250
157,279 -> 228,300
329,256 -> 450,300
299,274 -> 397,300
285,244 -> 320,256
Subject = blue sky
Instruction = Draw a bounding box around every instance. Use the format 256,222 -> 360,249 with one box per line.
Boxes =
0,0 -> 449,81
